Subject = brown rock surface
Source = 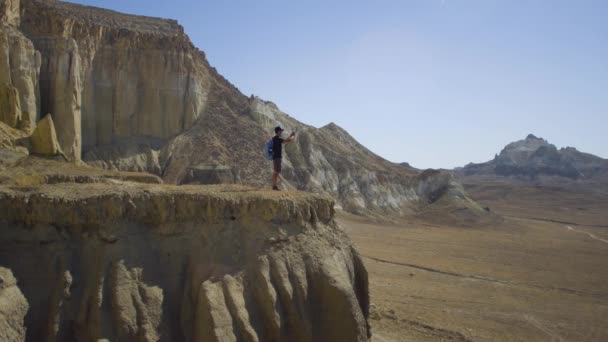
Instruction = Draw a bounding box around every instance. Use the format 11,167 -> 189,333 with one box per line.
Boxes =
0,267 -> 29,342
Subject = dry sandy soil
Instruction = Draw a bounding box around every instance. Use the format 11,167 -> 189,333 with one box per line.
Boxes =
339,182 -> 608,341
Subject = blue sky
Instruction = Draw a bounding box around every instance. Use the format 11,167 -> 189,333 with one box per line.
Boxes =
65,0 -> 608,169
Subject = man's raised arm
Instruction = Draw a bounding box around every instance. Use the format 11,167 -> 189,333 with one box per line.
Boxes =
283,131 -> 296,144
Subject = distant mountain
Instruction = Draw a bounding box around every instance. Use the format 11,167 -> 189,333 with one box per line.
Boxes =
457,134 -> 608,180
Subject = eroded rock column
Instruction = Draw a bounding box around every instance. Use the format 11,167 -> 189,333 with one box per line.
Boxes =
36,37 -> 82,160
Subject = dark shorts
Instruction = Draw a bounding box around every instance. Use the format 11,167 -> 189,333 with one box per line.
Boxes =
273,158 -> 282,173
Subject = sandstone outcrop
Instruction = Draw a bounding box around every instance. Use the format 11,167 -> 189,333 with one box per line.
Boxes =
0,172 -> 370,341
20,0 -> 212,150
0,267 -> 29,342
34,36 -> 81,160
29,113 -> 61,155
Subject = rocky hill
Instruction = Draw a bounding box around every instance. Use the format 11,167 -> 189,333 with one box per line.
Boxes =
0,0 -> 481,216
456,134 -> 608,181
0,155 -> 370,341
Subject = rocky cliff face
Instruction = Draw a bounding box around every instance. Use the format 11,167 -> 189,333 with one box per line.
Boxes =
19,0 -> 219,160
0,158 -> 370,341
458,134 -> 608,180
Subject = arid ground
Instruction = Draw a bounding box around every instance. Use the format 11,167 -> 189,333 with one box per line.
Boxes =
340,181 -> 608,341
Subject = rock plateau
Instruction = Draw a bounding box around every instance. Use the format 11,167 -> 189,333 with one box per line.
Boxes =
0,158 -> 370,342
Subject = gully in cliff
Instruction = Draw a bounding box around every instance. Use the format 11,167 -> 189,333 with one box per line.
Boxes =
269,125 -> 296,191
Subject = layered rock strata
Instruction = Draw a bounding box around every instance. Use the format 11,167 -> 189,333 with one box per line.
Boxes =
20,0 -> 213,150
0,182 -> 370,341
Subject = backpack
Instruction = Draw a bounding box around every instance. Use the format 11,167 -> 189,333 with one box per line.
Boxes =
264,138 -> 274,160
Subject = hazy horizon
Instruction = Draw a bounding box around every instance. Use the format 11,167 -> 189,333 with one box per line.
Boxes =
65,0 -> 608,169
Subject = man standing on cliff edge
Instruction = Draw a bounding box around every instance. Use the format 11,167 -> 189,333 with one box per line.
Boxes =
272,126 -> 296,191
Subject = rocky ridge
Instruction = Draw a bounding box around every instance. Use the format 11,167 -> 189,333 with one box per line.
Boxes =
0,0 -> 480,216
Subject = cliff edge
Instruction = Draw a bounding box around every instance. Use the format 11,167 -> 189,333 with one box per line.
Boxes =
0,160 -> 370,341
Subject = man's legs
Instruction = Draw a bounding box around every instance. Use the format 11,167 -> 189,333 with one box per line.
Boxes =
272,158 -> 282,190
272,171 -> 279,188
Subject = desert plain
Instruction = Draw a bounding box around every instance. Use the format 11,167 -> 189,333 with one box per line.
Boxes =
341,180 -> 608,341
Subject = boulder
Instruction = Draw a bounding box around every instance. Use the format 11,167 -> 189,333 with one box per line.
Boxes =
29,113 -> 61,155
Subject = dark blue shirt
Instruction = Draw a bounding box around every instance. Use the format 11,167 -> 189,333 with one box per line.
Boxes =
272,136 -> 284,159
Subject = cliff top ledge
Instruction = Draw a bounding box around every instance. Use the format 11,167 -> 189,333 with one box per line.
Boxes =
0,181 -> 335,227
25,0 -> 183,35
